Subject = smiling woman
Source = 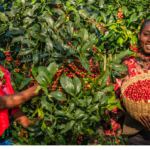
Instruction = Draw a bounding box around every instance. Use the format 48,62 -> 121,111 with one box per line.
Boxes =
138,19 -> 150,55
118,19 -> 150,145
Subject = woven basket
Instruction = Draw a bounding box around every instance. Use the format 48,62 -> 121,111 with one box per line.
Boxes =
121,71 -> 150,122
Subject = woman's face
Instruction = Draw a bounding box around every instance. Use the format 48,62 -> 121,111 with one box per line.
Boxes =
138,22 -> 150,55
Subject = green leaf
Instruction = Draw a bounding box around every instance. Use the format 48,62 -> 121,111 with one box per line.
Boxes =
51,8 -> 64,15
32,66 -> 38,78
54,16 -> 65,28
47,62 -> 57,83
117,37 -> 124,46
50,91 -> 67,101
99,95 -> 109,105
21,57 -> 32,63
108,14 -> 114,23
9,6 -> 20,17
90,115 -> 100,121
86,96 -> 92,106
107,104 -> 116,111
52,52 -> 63,58
76,113 -> 87,120
116,100 -> 124,111
31,31 -> 45,42
0,12 -> 9,23
122,6 -> 128,15
78,99 -> 87,107
93,92 -> 104,102
41,100 -> 52,113
21,39 -> 36,47
9,26 -> 26,35
112,63 -> 127,72
100,11 -> 106,23
117,50 -> 134,59
87,104 -> 99,113
44,13 -> 54,28
99,0 -> 104,8
60,120 -> 75,134
101,84 -> 115,92
34,85 -> 42,93
104,31 -> 110,38
60,75 -> 75,96
68,102 -> 75,113
0,26 -> 6,34
76,28 -> 88,40
20,78 -> 33,89
57,124 -> 66,130
33,50 -> 40,65
87,0 -> 95,5
45,38 -> 53,52
43,87 -> 49,96
55,110 -> 66,116
23,17 -> 35,28
38,66 -> 51,85
107,93 -> 116,105
65,113 -> 74,119
11,36 -> 24,43
81,39 -> 97,54
130,13 -> 138,22
74,12 -> 80,28
98,70 -> 109,89
30,0 -> 37,5
54,41 -> 64,51
72,76 -> 81,95
78,57 -> 91,72
14,72 -> 24,83
88,129 -> 94,135
67,21 -> 74,37
75,109 -> 84,117
35,75 -> 47,87
41,121 -> 47,130
18,48 -> 33,56
27,125 -> 35,132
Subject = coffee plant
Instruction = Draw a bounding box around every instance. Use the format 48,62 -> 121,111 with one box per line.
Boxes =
0,0 -> 150,145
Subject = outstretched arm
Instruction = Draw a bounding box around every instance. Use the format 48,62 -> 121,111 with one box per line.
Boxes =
0,85 -> 40,110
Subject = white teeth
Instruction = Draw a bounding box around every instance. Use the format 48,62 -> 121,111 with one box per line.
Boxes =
146,45 -> 150,48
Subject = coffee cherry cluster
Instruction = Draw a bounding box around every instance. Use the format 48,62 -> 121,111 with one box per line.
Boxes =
92,46 -> 97,52
117,9 -> 123,19
4,51 -> 11,62
76,134 -> 83,145
129,44 -> 139,52
52,58 -> 100,103
18,129 -> 28,138
54,4 -> 62,9
124,79 -> 150,102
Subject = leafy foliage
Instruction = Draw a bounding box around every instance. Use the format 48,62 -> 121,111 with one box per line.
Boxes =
0,0 -> 150,145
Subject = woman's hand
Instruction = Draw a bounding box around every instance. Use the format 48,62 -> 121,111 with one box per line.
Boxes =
33,116 -> 41,125
48,80 -> 58,92
139,115 -> 150,131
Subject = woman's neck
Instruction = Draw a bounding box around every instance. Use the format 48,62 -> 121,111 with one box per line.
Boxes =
141,50 -> 150,57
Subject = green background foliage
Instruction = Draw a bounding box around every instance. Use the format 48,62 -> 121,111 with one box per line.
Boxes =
0,0 -> 150,145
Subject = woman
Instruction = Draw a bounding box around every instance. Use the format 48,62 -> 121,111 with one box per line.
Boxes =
103,19 -> 150,145
0,65 -> 57,145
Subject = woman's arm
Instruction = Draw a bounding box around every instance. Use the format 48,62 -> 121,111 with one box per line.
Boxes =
0,84 -> 40,110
